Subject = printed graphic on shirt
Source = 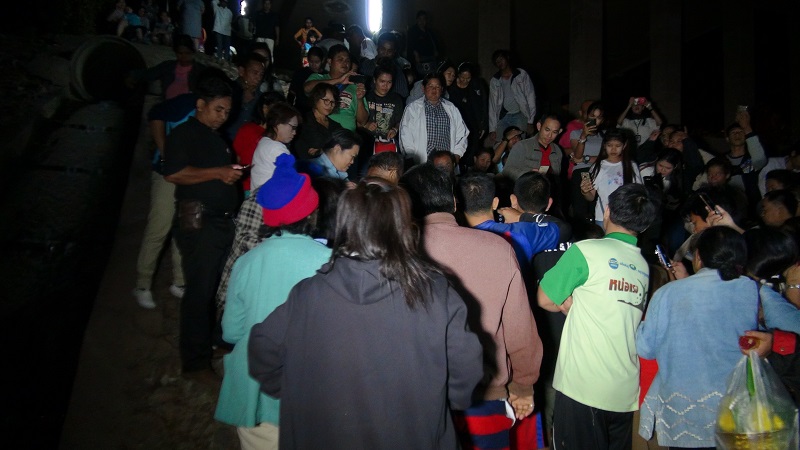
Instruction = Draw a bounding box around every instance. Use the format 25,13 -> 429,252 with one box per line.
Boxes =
607,257 -> 648,312
368,101 -> 397,134
339,90 -> 354,111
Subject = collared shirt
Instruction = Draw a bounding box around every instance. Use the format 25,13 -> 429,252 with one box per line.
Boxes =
424,99 -> 450,154
539,142 -> 552,169
312,152 -> 349,180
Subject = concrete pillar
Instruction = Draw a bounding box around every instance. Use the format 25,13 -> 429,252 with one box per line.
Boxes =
722,0 -> 755,125
477,0 -> 511,79
649,0 -> 682,124
568,0 -> 603,114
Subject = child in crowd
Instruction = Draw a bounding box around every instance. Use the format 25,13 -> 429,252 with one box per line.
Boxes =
302,30 -> 319,66
294,17 -> 323,48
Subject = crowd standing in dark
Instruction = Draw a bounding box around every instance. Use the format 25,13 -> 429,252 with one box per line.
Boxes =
112,1 -> 800,449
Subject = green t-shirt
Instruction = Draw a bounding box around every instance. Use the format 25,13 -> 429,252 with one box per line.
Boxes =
306,73 -> 366,132
540,232 -> 649,412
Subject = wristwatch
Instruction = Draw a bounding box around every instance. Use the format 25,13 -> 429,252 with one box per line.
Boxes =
577,137 -> 587,144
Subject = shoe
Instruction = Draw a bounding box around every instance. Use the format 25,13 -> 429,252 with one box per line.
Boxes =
133,288 -> 156,309
169,284 -> 185,298
182,368 -> 221,387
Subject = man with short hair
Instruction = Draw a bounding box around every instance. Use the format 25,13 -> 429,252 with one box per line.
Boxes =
358,32 -> 410,99
538,183 -> 656,450
459,173 -> 560,272
488,50 -> 537,144
502,114 -> 563,180
402,164 -> 543,449
366,151 -> 403,184
499,172 -> 573,439
163,70 -> 245,384
345,25 -> 377,61
304,45 -> 368,132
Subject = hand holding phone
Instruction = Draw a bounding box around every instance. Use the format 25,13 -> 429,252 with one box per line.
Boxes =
655,245 -> 672,270
698,193 -> 720,215
348,74 -> 367,84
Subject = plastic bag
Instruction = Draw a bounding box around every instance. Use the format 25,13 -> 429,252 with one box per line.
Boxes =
715,350 -> 799,449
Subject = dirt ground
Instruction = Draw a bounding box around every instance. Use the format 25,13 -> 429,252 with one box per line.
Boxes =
58,92 -> 239,449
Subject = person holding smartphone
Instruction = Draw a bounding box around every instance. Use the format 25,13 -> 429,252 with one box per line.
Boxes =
580,129 -> 642,228
616,96 -> 663,145
569,101 -> 607,221
303,45 -> 368,132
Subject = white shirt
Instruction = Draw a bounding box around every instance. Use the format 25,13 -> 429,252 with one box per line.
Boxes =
251,137 -> 289,191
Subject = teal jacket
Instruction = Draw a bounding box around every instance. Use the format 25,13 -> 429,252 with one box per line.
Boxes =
214,233 -> 331,427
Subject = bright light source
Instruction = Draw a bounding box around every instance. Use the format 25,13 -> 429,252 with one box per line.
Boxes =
240,1 -> 248,16
367,0 -> 382,34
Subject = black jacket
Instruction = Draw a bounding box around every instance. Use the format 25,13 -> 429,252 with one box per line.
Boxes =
248,257 -> 483,449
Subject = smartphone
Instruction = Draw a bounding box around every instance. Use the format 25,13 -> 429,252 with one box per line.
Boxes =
737,105 -> 749,112
538,165 -> 550,174
237,164 -> 252,171
655,245 -> 672,269
580,171 -> 592,183
349,74 -> 367,84
586,118 -> 597,128
698,192 -> 720,215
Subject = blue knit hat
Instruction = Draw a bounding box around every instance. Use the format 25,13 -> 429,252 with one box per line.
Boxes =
256,154 -> 319,226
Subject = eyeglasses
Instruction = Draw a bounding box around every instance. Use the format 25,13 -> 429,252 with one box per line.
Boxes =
320,98 -> 336,106
281,123 -> 298,131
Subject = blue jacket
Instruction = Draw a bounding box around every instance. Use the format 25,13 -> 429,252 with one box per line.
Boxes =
214,233 -> 331,427
637,268 -> 800,447
474,219 -> 560,271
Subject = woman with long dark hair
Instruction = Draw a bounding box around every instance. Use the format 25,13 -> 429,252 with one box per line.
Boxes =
248,179 -> 483,449
580,129 -> 642,226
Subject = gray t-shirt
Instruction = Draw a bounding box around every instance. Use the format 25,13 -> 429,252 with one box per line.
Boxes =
501,77 -> 520,114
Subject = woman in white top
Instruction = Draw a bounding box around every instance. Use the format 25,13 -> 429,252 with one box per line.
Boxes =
580,129 -> 642,226
251,103 -> 301,190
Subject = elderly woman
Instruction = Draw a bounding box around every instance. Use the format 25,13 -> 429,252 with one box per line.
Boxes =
310,129 -> 361,182
636,226 -> 800,449
294,83 -> 344,160
248,179 -> 484,449
399,72 -> 469,165
215,153 -> 330,450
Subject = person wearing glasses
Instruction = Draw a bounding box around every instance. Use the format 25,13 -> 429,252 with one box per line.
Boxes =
304,44 -> 368,132
294,84 -> 344,160
251,103 -> 302,190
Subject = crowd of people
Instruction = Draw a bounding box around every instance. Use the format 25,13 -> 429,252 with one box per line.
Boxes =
114,2 -> 800,449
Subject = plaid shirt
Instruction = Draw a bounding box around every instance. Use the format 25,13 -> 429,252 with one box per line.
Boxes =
215,187 -> 264,310
424,99 -> 451,155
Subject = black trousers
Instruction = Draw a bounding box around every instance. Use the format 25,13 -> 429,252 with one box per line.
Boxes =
552,391 -> 633,450
174,216 -> 234,372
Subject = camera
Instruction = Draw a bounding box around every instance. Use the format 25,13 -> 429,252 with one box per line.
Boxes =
633,97 -> 646,106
